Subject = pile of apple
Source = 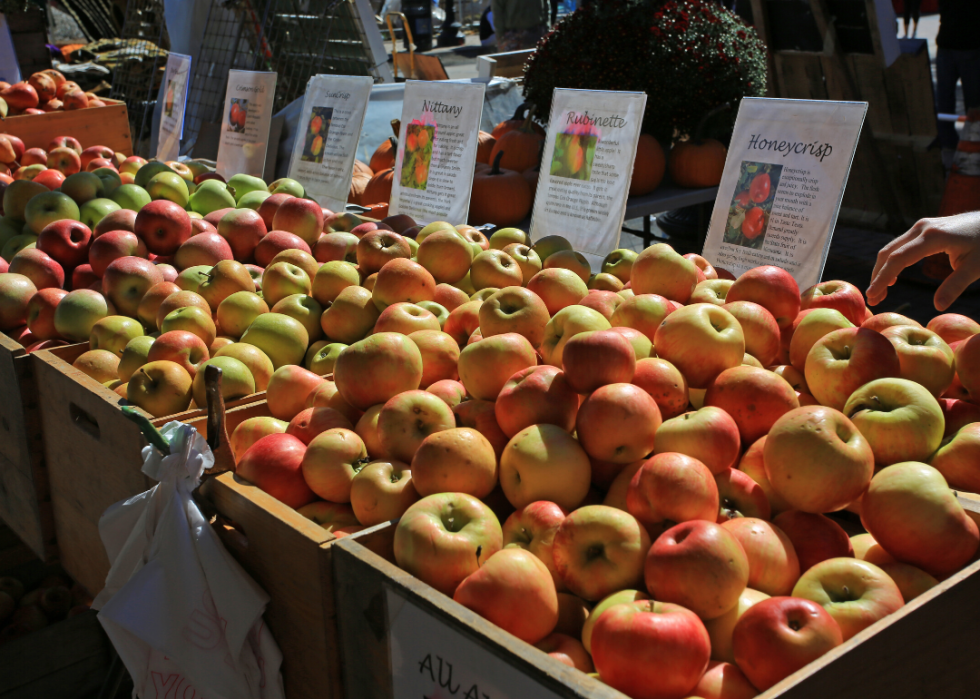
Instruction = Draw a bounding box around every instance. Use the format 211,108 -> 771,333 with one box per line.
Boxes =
207,232 -> 980,698
0,569 -> 92,645
0,69 -> 110,118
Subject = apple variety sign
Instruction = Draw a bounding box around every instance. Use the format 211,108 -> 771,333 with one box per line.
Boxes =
156,53 -> 192,162
216,70 -> 278,179
389,80 -> 486,225
701,98 -> 867,290
531,88 -> 647,258
287,75 -> 373,212
386,586 -> 565,699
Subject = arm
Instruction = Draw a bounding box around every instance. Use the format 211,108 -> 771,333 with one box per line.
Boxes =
866,211 -> 980,311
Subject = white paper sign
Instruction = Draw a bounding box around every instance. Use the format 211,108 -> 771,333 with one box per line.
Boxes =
156,53 -> 192,162
530,89 -> 647,257
389,80 -> 486,225
0,16 -> 20,85
287,75 -> 373,212
386,586 -> 565,699
216,70 -> 278,179
701,98 -> 867,290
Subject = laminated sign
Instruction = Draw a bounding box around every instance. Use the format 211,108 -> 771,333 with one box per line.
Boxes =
531,88 -> 647,257
701,98 -> 867,289
216,70 -> 278,179
156,53 -> 192,162
287,75 -> 373,212
389,80 -> 486,225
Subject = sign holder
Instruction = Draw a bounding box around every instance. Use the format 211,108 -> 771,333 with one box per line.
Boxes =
156,53 -> 192,162
215,70 -> 278,179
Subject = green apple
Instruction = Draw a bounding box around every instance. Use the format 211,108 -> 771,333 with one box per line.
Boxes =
79,198 -> 122,229
489,227 -> 527,250
271,293 -> 323,342
92,168 -> 122,195
307,342 -> 347,375
268,178 -> 305,197
417,300 -> 448,328
1,234 -> 37,261
601,249 -> 638,284
188,179 -> 236,215
0,216 -> 23,246
110,184 -> 152,212
191,356 -> 255,409
216,290 -> 269,338
118,335 -> 155,382
540,304 -> 611,366
25,192 -> 80,234
3,180 -> 48,221
134,161 -> 175,189
408,238 -> 420,256
187,211 -> 203,220
147,172 -> 190,208
53,288 -> 109,342
240,312 -> 310,369
227,174 -> 268,203
61,171 -> 105,205
175,265 -> 213,293
214,342 -> 274,391
238,189 -> 271,210
416,221 -> 456,243
161,305 -> 217,347
530,235 -> 573,262
89,315 -> 144,357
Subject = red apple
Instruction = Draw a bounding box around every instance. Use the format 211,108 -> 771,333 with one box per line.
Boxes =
501,500 -> 567,590
89,229 -> 147,277
134,199 -> 192,255
704,366 -> 800,445
46,147 -> 81,176
773,510 -> 854,573
631,357 -> 689,419
37,219 -> 92,270
722,517 -> 800,596
561,329 -> 636,394
727,266 -> 801,329
147,330 -> 210,378
800,280 -> 866,326
576,382 -> 661,464
25,287 -> 68,340
237,433 -> 317,508
272,197 -> 324,247
494,365 -> 578,437
102,256 -> 164,317
927,313 -> 980,344
655,304 -> 745,389
94,208 -> 137,237
804,327 -> 900,410
653,406 -> 741,474
256,192 -> 293,229
217,208 -> 267,262
254,230 -> 312,267
715,468 -> 771,522
627,452 -> 719,532
9,248 -> 65,289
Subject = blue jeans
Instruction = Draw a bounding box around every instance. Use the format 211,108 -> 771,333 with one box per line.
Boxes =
936,48 -> 980,150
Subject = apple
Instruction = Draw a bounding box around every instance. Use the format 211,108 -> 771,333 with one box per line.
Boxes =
93,208 -> 137,237
411,229 -> 469,284
310,260 -> 359,307
314,232 -> 358,264
877,562 -> 939,603
107,184 -> 151,212
268,177 -> 304,197
9,248 -> 64,289
930,422 -> 980,492
133,199 -> 192,256
188,179 -> 236,215
272,294 -> 323,343
804,327 -> 901,410
393,492 -> 502,596
89,230 -> 146,277
46,147 -> 81,176
256,192 -> 293,228
190,355 -> 255,407
213,208 -> 265,262
25,287 -> 68,340
791,557 -> 903,640
272,197 -> 323,247
591,599 -> 711,699
494,365 -> 578,438
73,348 -> 120,382
627,452 -> 719,532
426,379 -> 467,409
525,268 -> 589,316
320,285 -> 380,344
630,243 -> 699,303
442,299 -> 481,346
704,366 -> 800,445
116,335 -> 154,382
732,596 -> 842,690
449,401 -> 506,462
541,305 -> 611,367
721,518 -> 800,596
265,365 -> 325,420
254,230 -> 312,267
655,303 -> 745,389
24,191 -> 80,235
53,288 -> 108,341
305,340 -> 347,375
240,312 -> 309,369
410,427 -> 496,499
454,548 -> 559,644
355,230 -> 410,275
501,243 -> 542,284
609,326 -> 653,361
600,249 -> 637,284
146,172 -> 189,208
0,273 -> 38,330
147,330 -> 210,377
61,171 -> 104,204
154,288 -> 210,328
689,661 -> 757,699
237,433 -> 317,508
298,427 -> 368,502
487,227 -> 526,250
576,382 -> 661,463
850,533 -> 897,566
402,329 -> 456,388
374,389 -> 454,464
126,360 -> 193,417
726,266 -> 800,329
716,468 -> 771,522
789,308 -> 854,372
653,406 -> 741,474
561,329 -> 636,394
878,325 -> 954,398
334,332 -> 422,410
36,219 -> 92,272
500,500 -> 567,589
800,280 -> 866,326
477,286 -> 549,348
927,313 -> 980,344
102,256 -> 164,318
89,315 -> 143,357
469,249 -> 523,290
773,510 -> 853,573
543,249 -> 591,284
350,459 -> 419,526
373,302 -> 439,335
214,343 -> 273,391
499,421 -> 591,511
457,332 -> 537,401
862,311 -> 920,333
588,272 -> 625,293
534,633 -> 593,673
3,180 -> 49,222
954,333 -> 980,401
631,357 -> 689,419
174,232 -> 234,270
861,462 -> 979,578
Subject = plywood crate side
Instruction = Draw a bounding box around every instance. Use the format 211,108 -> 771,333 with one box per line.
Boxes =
202,472 -> 343,699
0,101 -> 133,156
333,523 -> 623,699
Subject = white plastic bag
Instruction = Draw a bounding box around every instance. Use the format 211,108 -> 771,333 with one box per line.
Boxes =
93,421 -> 286,699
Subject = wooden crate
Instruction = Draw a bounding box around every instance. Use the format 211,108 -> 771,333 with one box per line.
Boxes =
180,401 -> 345,699
0,99 -> 133,156
32,344 -> 264,595
332,498 -> 980,699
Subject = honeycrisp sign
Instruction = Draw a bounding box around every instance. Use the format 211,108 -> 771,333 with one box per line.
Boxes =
701,97 -> 867,290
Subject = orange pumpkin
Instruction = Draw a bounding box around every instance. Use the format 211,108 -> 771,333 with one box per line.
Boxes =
492,104 -> 546,140
369,137 -> 397,173
668,138 -> 727,188
630,134 -> 666,196
362,167 -> 394,205
523,165 -> 540,203
469,152 -> 533,227
488,110 -> 544,174
476,131 -> 496,165
349,171 -> 372,205
353,159 -> 373,177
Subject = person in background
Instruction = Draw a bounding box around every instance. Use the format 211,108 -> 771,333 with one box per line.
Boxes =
867,211 -> 980,311
902,0 -> 921,39
935,0 -> 980,159
551,0 -> 560,25
492,0 -> 550,52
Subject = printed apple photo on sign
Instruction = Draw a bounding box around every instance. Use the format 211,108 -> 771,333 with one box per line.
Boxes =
400,121 -> 435,191
550,118 -> 600,181
724,161 -> 782,250
228,98 -> 248,133
164,80 -> 176,117
302,106 -> 333,164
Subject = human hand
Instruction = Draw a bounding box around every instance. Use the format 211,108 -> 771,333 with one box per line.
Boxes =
866,211 -> 980,311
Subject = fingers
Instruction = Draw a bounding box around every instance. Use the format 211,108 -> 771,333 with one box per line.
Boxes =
866,234 -> 947,305
934,255 -> 980,311
871,220 -> 928,281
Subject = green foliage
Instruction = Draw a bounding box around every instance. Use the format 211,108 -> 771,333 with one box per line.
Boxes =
523,0 -> 768,142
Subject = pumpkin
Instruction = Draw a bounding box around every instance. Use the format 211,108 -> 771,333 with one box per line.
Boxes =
369,137 -> 397,173
668,138 -> 727,188
349,171 -> 372,205
469,152 -> 533,227
629,134 -> 666,196
362,167 -> 394,205
353,159 -> 373,177
489,109 -> 545,174
476,131 -> 496,165
492,103 -> 546,140
365,203 -> 389,220
523,165 -> 540,203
